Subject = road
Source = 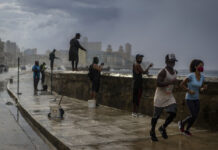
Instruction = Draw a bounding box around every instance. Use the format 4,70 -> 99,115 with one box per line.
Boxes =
0,69 -> 53,150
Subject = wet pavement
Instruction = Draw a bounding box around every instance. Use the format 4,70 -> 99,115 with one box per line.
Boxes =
8,72 -> 218,150
0,70 -> 52,150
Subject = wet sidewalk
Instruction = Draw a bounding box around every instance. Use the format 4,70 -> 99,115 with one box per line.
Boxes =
7,73 -> 218,150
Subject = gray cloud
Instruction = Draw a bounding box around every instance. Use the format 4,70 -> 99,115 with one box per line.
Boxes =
0,0 -> 218,69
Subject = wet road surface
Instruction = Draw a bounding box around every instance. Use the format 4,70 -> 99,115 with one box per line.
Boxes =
8,72 -> 218,150
0,70 -> 53,150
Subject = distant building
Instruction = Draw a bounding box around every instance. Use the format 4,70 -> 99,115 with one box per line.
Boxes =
80,37 -> 102,51
103,43 -> 133,69
24,48 -> 37,56
22,48 -> 37,65
0,39 -> 5,64
3,40 -> 20,67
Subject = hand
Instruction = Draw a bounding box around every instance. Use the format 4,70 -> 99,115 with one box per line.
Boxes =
188,90 -> 195,95
149,63 -> 153,68
200,85 -> 207,92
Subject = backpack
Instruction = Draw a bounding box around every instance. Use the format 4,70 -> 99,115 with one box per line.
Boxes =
88,64 -> 94,81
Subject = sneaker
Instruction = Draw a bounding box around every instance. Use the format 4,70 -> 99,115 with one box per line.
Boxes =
150,130 -> 158,142
158,126 -> 168,139
132,112 -> 138,117
184,130 -> 192,136
178,121 -> 185,133
137,113 -> 144,117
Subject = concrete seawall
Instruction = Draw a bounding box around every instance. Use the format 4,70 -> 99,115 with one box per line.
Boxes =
45,71 -> 218,130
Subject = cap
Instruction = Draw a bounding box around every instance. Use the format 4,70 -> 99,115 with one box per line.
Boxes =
165,53 -> 178,62
136,54 -> 144,59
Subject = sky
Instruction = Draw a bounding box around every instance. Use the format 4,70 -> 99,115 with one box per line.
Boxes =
0,0 -> 218,70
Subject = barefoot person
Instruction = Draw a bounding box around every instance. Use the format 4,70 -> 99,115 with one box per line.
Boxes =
150,54 -> 178,142
178,59 -> 207,136
132,54 -> 153,117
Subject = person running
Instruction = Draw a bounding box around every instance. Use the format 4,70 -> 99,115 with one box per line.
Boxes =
132,54 -> 153,117
178,59 -> 207,136
88,57 -> 104,105
69,33 -> 87,71
32,61 -> 40,94
150,54 -> 178,142
40,62 -> 46,84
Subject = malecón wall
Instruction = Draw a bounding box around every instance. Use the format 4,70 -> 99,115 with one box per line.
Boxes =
45,71 -> 218,130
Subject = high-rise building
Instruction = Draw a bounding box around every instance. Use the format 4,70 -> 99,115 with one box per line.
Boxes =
0,39 -> 5,64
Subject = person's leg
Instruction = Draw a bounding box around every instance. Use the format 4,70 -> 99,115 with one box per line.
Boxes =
186,100 -> 200,131
158,104 -> 177,139
41,72 -> 45,84
33,78 -> 36,90
75,55 -> 79,70
36,78 -> 39,90
71,60 -> 75,70
137,88 -> 142,115
132,85 -> 139,114
50,61 -> 54,70
163,104 -> 177,128
181,100 -> 195,130
150,107 -> 162,141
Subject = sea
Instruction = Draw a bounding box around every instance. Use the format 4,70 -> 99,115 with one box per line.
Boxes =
108,68 -> 218,77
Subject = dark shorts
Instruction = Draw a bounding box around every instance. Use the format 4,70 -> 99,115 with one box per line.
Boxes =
153,103 -> 177,118
92,80 -> 100,93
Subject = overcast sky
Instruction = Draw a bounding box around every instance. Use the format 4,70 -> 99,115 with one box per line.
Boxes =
0,0 -> 218,69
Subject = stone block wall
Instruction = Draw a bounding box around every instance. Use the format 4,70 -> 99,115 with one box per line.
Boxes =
45,71 -> 218,130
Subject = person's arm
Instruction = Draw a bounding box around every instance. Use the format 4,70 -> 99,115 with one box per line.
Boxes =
93,64 -> 103,71
156,69 -> 168,87
76,40 -> 87,51
180,77 -> 195,95
143,63 -> 153,74
200,76 -> 207,92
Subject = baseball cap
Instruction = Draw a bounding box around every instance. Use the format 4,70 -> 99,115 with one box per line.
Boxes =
136,54 -> 144,59
165,53 -> 178,62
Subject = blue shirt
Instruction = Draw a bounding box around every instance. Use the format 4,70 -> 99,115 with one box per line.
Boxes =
32,65 -> 40,79
185,73 -> 204,100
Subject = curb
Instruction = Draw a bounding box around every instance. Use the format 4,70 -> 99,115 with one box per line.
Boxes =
7,81 -> 71,150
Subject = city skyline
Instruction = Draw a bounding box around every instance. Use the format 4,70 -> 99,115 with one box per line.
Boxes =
0,0 -> 218,70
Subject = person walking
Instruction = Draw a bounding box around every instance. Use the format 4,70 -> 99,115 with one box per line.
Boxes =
178,59 -> 207,136
150,54 -> 178,142
40,62 -> 46,85
88,57 -> 104,106
69,33 -> 87,71
32,61 -> 40,94
132,54 -> 153,117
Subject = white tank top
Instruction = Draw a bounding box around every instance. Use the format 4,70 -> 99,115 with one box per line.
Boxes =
154,68 -> 177,107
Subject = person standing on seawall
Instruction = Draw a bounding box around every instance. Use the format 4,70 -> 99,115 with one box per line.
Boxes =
150,54 -> 178,142
132,54 -> 153,117
178,59 -> 207,136
49,49 -> 58,70
69,33 -> 87,71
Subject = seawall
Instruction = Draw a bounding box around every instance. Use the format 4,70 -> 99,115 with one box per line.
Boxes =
45,71 -> 218,130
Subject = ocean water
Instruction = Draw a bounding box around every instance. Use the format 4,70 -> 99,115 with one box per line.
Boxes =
108,68 -> 218,77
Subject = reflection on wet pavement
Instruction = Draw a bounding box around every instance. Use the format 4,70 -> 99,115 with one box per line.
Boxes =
0,71 -> 52,150
8,73 -> 218,150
